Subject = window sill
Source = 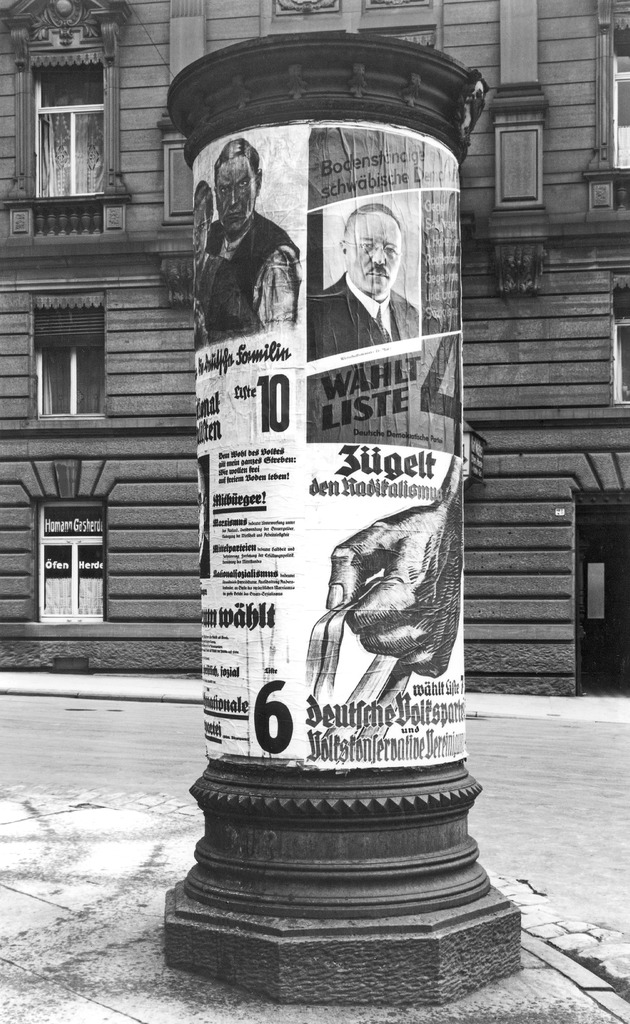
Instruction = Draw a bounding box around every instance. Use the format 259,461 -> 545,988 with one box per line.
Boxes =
0,622 -> 201,639
39,415 -> 106,421
40,617 -> 104,625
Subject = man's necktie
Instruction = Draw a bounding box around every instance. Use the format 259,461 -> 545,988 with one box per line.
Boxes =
375,303 -> 391,344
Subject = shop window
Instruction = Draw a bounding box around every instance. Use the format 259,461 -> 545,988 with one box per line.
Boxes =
615,321 -> 630,403
37,67 -> 104,197
35,297 -> 105,417
40,504 -> 104,620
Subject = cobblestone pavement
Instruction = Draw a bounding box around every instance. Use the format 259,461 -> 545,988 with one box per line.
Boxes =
488,873 -> 630,1003
2,784 -> 630,1017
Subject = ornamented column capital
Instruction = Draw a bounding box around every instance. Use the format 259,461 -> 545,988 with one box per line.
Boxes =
169,32 -> 488,166
160,256 -> 194,307
494,242 -> 544,297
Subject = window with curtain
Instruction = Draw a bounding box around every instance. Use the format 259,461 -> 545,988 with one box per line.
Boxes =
616,31 -> 630,167
40,505 -> 104,621
36,300 -> 105,417
616,322 -> 630,402
37,67 -> 104,197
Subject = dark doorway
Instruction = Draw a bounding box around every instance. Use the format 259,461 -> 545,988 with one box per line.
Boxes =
577,508 -> 630,693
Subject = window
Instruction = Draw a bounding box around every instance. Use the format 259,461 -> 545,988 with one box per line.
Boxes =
5,0 -> 130,237
35,299 -> 105,417
37,67 -> 104,197
615,321 -> 630,402
615,33 -> 630,167
40,504 -> 104,621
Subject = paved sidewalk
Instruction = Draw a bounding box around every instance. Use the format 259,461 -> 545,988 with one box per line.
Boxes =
2,669 -> 630,724
2,784 -> 630,1024
3,673 -> 630,1019
0,669 -> 202,704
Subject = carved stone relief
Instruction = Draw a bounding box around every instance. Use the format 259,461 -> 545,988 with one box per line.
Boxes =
494,243 -> 544,298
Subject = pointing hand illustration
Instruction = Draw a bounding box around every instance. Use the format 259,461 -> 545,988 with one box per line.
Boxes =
326,456 -> 462,677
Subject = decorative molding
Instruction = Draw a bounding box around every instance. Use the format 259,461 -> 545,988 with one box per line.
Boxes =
4,0 -> 130,57
365,0 -> 429,7
35,292 -> 103,308
169,34 -> 487,166
456,70 -> 489,161
30,48 -> 102,64
10,208 -> 30,233
160,256 -> 194,307
592,180 -> 614,209
10,25 -> 30,67
597,0 -> 613,29
584,168 -> 630,212
288,63 -> 308,100
348,62 -> 368,98
190,775 -> 482,819
401,72 -> 422,107
31,0 -> 99,47
103,203 -> 125,230
494,243 -> 544,298
393,30 -> 436,47
274,0 -> 339,13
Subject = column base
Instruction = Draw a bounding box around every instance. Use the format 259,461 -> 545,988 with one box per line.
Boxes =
165,881 -> 521,1005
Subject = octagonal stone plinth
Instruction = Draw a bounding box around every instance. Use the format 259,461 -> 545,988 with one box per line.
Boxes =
165,882 -> 521,1005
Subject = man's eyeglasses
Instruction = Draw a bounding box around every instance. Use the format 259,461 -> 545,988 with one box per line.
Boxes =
345,240 -> 400,260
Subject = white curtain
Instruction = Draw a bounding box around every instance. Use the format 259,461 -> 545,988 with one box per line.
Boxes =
619,126 -> 630,168
42,348 -> 71,415
40,111 -> 103,196
45,578 -> 72,615
79,577 -> 103,616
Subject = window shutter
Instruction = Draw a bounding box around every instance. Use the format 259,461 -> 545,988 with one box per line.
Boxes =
34,296 -> 104,349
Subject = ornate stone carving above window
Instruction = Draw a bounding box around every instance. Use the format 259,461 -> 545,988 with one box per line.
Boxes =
274,0 -> 340,14
160,257 -> 194,308
365,0 -> 430,8
4,0 -> 130,236
493,243 -> 544,298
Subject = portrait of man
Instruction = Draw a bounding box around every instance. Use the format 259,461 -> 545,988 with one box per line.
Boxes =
193,178 -> 259,347
204,137 -> 302,331
307,201 -> 420,361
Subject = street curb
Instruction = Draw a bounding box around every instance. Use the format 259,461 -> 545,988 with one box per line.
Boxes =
522,932 -> 613,990
522,934 -> 630,1024
0,689 -> 530,714
0,687 -> 202,704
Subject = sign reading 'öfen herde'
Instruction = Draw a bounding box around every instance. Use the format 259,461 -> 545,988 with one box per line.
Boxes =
195,121 -> 464,769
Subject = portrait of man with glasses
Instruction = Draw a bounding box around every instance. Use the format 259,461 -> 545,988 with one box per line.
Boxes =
307,200 -> 420,361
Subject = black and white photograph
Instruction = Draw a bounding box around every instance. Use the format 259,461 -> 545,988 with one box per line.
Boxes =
1,4 -> 629,1023
194,134 -> 303,344
307,191 -> 421,362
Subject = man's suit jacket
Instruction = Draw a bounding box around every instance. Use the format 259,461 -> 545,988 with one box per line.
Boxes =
307,274 -> 420,361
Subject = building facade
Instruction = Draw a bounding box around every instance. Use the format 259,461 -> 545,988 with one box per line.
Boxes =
0,0 -> 201,673
1,0 -> 628,695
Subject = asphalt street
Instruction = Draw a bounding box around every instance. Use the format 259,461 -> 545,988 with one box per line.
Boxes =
467,714 -> 630,935
1,693 -> 629,936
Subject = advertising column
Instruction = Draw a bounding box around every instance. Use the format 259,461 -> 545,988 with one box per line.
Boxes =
166,34 -> 520,1005
195,124 -> 465,772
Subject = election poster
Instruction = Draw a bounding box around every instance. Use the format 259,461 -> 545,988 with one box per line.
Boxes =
193,122 -> 465,770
